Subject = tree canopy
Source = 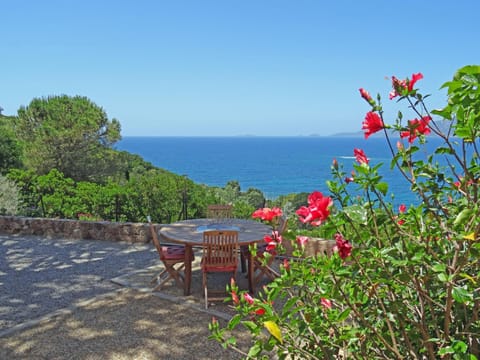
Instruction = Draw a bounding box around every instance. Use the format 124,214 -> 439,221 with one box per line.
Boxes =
14,95 -> 121,182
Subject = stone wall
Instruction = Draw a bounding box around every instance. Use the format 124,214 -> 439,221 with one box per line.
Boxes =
0,216 -> 156,243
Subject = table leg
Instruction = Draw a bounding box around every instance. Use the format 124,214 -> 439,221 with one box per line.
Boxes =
184,245 -> 193,296
247,251 -> 255,293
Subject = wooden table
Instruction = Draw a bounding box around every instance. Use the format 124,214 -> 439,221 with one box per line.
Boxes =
159,218 -> 271,295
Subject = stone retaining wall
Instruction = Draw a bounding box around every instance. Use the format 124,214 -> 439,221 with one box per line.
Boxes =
0,216 -> 155,243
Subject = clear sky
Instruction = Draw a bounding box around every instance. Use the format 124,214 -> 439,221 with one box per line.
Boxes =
2,1 -> 479,136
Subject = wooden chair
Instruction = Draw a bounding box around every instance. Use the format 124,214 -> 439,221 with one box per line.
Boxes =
147,216 -> 193,291
201,230 -> 239,309
243,216 -> 288,287
206,204 -> 233,220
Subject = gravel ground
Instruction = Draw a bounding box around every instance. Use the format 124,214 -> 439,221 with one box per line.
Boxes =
0,233 -> 158,331
0,289 -> 247,360
0,233 -> 251,359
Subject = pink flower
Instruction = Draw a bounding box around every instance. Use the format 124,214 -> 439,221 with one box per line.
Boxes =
362,112 -> 384,139
354,148 -> 369,165
283,258 -> 290,270
296,236 -> 309,247
252,207 -> 283,222
243,293 -> 254,305
334,233 -> 352,259
398,204 -> 407,213
321,298 -> 332,309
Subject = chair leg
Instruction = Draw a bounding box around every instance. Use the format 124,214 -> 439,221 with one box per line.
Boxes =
203,271 -> 208,309
151,268 -> 168,285
152,263 -> 187,291
240,247 -> 247,273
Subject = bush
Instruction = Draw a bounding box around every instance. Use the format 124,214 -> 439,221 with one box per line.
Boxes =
209,66 -> 480,359
0,174 -> 21,215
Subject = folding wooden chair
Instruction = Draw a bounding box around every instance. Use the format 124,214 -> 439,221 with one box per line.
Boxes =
242,216 -> 288,287
201,230 -> 239,309
147,216 -> 193,291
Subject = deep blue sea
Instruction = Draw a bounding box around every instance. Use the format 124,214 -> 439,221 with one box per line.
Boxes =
115,136 -> 441,205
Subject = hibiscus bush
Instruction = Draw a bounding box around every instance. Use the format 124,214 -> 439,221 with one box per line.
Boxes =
209,65 -> 480,359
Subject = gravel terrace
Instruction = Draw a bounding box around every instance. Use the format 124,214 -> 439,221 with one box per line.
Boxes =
0,233 -> 252,359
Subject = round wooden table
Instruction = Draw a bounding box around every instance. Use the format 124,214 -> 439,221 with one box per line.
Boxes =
159,219 -> 271,295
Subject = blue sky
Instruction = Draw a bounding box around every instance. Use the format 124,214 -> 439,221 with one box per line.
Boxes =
2,1 -> 479,136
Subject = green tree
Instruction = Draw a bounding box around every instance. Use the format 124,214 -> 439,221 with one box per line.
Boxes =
14,95 -> 121,182
0,115 -> 22,173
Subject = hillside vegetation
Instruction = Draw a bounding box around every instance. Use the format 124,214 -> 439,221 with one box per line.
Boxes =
0,96 -> 299,223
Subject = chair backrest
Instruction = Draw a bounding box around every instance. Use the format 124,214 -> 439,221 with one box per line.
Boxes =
147,216 -> 163,256
207,204 -> 233,219
202,230 -> 239,268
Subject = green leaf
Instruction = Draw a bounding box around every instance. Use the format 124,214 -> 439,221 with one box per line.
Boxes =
438,273 -> 449,283
247,342 -> 262,357
375,181 -> 388,195
438,346 -> 454,355
454,209 -> 473,227
432,263 -> 447,273
452,286 -> 473,303
434,147 -> 454,155
242,320 -> 258,332
228,314 -> 241,330
336,308 -> 352,322
343,204 -> 368,225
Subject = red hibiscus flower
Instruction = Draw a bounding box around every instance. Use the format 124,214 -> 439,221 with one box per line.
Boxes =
255,308 -> 266,316
296,191 -> 333,226
334,233 -> 352,259
398,204 -> 407,213
408,73 -> 423,91
400,116 -> 431,143
264,231 -> 282,254
354,148 -> 369,165
362,111 -> 384,139
389,73 -> 423,99
252,207 -> 283,222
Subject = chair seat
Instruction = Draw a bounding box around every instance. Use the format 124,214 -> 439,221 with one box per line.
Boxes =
161,245 -> 187,260
201,263 -> 237,272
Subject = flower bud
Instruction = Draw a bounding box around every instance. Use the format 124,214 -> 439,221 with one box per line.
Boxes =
332,158 -> 338,170
359,88 -> 376,106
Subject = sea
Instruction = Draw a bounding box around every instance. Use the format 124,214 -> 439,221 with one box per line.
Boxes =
115,136 -> 443,206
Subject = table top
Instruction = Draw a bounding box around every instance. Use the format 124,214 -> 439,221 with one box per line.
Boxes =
159,218 -> 271,246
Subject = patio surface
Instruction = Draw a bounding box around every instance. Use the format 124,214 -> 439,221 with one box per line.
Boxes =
0,233 -> 257,359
